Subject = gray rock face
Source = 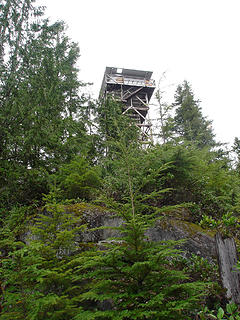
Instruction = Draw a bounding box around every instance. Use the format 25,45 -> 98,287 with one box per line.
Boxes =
146,218 -> 216,259
73,204 -> 216,259
23,203 -> 216,260
73,205 -> 123,243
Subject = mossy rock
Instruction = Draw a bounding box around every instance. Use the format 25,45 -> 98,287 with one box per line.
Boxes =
66,202 -> 121,243
66,203 -> 217,258
146,217 -> 216,259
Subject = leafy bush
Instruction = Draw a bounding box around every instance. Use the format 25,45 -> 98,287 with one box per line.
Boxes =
200,212 -> 240,237
198,303 -> 240,320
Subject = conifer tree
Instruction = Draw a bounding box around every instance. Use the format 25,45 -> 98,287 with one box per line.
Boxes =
0,0 -> 89,207
95,96 -> 140,160
232,137 -> 240,172
0,190 -> 87,320
172,81 -> 215,148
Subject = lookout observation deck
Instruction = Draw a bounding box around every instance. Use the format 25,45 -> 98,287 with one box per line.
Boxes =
100,67 -> 155,141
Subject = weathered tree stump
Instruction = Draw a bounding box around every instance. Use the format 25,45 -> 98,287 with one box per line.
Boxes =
215,232 -> 240,304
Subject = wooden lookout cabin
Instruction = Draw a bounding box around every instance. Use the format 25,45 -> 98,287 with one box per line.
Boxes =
100,67 -> 156,141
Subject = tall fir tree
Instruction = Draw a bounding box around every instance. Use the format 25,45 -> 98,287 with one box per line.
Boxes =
172,80 -> 215,148
94,96 -> 140,162
0,0 -> 89,207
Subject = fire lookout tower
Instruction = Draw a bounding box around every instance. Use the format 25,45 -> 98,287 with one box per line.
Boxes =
100,67 -> 155,141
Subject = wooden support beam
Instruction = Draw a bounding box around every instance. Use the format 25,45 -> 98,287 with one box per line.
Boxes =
137,123 -> 152,127
131,106 -> 146,121
106,75 -> 119,85
123,106 -> 149,111
122,105 -> 146,121
135,95 -> 149,107
122,87 -> 143,101
122,106 -> 132,115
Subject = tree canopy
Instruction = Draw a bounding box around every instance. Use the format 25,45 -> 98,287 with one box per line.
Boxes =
172,80 -> 216,148
0,0 -> 89,208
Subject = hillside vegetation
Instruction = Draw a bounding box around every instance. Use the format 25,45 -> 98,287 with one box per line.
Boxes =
1,1 -> 240,319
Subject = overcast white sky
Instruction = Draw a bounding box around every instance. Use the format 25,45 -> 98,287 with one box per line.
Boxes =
38,0 -> 240,146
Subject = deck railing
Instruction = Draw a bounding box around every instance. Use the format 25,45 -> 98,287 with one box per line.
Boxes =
106,75 -> 155,87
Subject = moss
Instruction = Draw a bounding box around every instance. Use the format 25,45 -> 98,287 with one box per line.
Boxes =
66,202 -> 109,217
158,216 -> 215,239
171,219 -> 216,238
161,207 -> 192,221
66,203 -> 89,216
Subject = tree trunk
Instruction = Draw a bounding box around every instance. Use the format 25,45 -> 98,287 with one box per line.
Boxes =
215,232 -> 240,304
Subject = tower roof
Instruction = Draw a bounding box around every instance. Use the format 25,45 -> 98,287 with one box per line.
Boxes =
105,67 -> 153,80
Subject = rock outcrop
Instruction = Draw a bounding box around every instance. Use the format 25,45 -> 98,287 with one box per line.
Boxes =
66,203 -> 216,260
